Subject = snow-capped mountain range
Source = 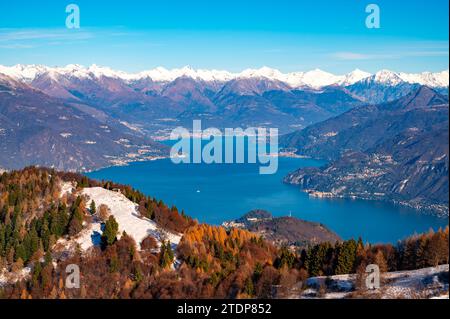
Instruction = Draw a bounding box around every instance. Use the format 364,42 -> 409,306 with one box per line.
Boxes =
0,64 -> 448,89
1,62 -> 448,173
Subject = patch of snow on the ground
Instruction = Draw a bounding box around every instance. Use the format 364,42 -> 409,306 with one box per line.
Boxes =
76,187 -> 181,251
380,264 -> 449,299
0,267 -> 31,287
59,181 -> 75,198
296,265 -> 449,299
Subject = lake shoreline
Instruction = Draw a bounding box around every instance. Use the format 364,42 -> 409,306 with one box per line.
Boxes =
86,157 -> 448,244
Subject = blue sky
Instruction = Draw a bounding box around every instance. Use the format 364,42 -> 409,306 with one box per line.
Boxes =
0,0 -> 448,73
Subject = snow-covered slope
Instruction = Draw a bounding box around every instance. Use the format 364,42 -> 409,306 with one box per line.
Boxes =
57,184 -> 181,252
297,69 -> 344,88
353,69 -> 450,88
399,70 -> 449,87
368,69 -> 405,86
136,65 -> 236,82
1,64 -> 447,89
338,69 -> 372,86
380,264 -> 449,299
0,64 -> 49,82
299,264 -> 449,299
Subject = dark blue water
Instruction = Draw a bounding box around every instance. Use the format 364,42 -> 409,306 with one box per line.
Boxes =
86,156 -> 448,244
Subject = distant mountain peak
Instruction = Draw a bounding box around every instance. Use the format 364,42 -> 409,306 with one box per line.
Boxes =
399,69 -> 450,87
372,69 -> 404,85
401,85 -> 449,109
239,66 -> 284,80
0,72 -> 28,90
336,69 -> 371,87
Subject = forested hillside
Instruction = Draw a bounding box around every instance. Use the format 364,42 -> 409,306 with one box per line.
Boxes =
0,167 -> 448,299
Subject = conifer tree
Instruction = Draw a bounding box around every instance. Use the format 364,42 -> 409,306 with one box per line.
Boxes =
159,240 -> 174,268
335,239 -> 357,275
89,200 -> 96,215
102,216 -> 119,248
